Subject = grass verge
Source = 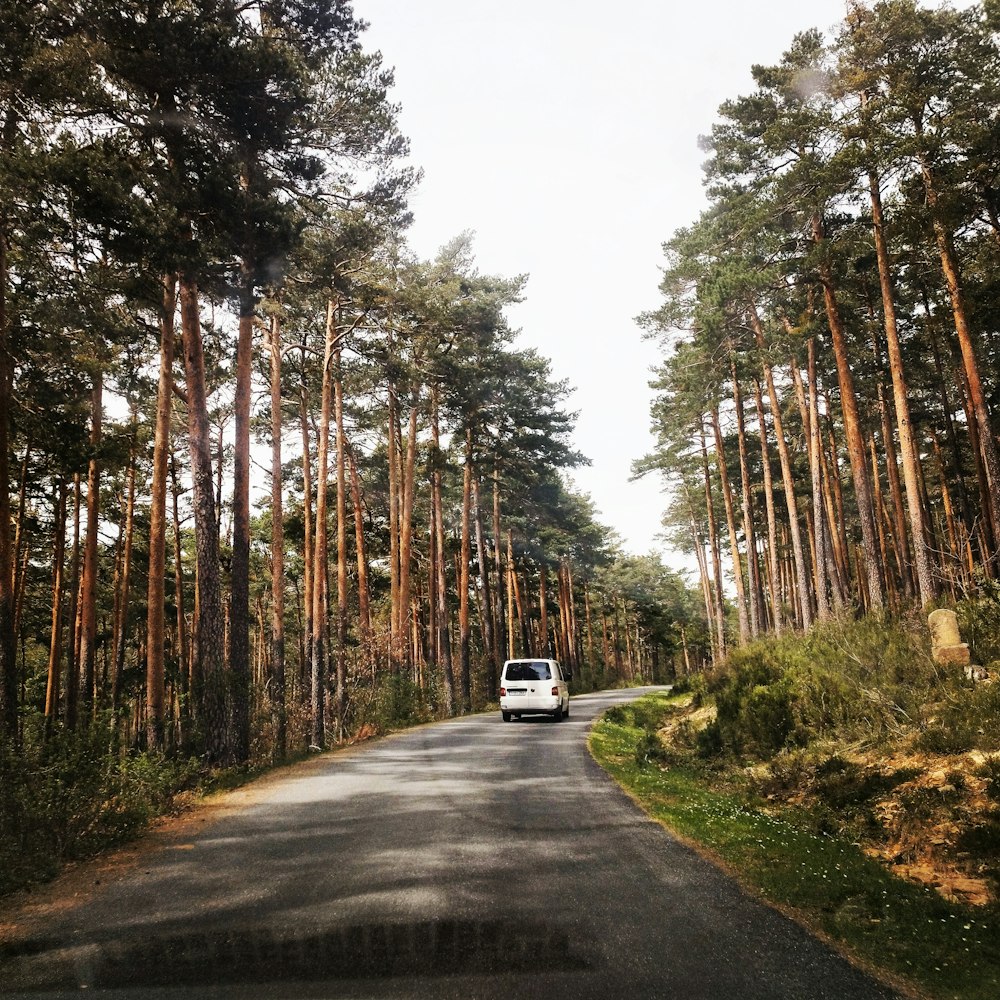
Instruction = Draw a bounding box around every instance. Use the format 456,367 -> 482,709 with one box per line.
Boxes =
589,691 -> 1000,1000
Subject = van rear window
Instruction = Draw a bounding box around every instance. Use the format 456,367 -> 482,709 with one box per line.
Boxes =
504,661 -> 552,681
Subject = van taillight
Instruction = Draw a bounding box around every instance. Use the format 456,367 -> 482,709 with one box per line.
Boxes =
500,687 -> 506,697
551,687 -> 559,696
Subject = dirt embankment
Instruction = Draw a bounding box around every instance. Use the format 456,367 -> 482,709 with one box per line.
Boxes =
659,700 -> 1000,908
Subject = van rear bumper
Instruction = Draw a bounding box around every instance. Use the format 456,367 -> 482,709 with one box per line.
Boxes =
499,695 -> 562,714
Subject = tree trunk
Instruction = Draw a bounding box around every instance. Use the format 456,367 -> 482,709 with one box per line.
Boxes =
399,384 -> 419,675
431,391 -> 454,712
44,480 -> 67,737
493,467 -> 508,664
751,375 -> 782,632
711,406 -> 749,643
347,443 -> 371,649
268,311 -> 286,758
867,167 -> 935,603
806,341 -> 831,621
387,385 -> 401,672
146,274 -> 177,750
505,534 -> 516,660
458,428 -> 473,712
699,426 -> 727,654
113,406 -> 138,715
731,362 -> 761,636
65,476 -> 82,729
748,302 -> 812,629
12,441 -> 32,641
812,212 -> 884,610
169,452 -> 189,707
473,475 -> 497,697
79,372 -> 103,716
229,283 -> 254,763
920,156 -> 1000,563
0,189 -> 16,740
333,343 -> 348,738
299,378 -> 314,695
180,274 -> 228,763
311,300 -> 336,749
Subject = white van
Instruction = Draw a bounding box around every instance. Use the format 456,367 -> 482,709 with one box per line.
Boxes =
499,658 -> 570,722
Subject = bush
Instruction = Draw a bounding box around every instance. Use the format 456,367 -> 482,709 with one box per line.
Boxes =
916,681 -> 1000,754
707,648 -> 797,759
0,719 -> 199,897
976,757 -> 1000,803
957,581 -> 1000,666
698,610 -> 967,761
813,755 -> 920,810
372,673 -> 433,732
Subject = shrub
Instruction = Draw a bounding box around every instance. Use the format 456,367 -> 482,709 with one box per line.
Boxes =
0,719 -> 199,897
976,757 -> 1000,803
916,681 -> 1000,754
956,811 -> 1000,856
372,673 -> 432,732
957,581 -> 1000,666
707,648 -> 797,759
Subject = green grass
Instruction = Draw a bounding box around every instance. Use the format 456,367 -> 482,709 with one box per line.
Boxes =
590,693 -> 1000,1000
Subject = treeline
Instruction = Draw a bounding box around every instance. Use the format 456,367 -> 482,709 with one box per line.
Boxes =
0,2 -> 703,765
638,0 -> 1000,659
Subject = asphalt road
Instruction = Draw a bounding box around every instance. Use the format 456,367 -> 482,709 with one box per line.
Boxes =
1,687 -> 898,999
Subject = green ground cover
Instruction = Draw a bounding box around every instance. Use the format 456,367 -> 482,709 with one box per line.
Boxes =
590,691 -> 1000,1000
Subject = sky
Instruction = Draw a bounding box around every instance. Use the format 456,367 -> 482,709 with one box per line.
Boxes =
353,1 -> 907,561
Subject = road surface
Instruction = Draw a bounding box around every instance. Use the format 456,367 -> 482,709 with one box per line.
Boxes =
1,687 -> 897,998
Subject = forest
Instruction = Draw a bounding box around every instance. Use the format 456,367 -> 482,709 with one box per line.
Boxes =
6,0 -> 1000,904
0,0 -> 700,800
639,0 -> 1000,659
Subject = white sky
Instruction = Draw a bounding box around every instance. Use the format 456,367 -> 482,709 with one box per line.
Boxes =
355,1 -> 960,560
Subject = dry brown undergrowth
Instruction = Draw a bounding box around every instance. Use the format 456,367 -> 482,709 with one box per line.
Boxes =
659,701 -> 999,908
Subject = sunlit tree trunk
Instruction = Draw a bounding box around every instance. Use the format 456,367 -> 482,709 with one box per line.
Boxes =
919,155 -> 1000,562
505,534 -> 516,660
806,342 -> 831,621
866,165 -> 935,603
812,213 -> 884,610
399,384 -> 419,675
310,300 -> 335,749
748,303 -> 811,629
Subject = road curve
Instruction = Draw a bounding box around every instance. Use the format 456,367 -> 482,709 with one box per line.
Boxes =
1,687 -> 897,999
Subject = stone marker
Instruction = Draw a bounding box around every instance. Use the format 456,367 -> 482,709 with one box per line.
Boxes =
928,608 -> 971,667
